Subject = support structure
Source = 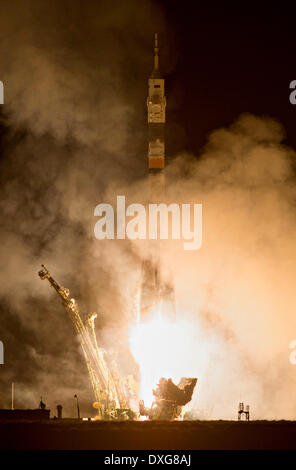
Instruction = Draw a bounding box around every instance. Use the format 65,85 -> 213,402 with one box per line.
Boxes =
38,265 -> 130,418
238,402 -> 250,421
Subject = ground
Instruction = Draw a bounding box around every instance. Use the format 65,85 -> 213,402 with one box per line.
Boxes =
0,420 -> 296,449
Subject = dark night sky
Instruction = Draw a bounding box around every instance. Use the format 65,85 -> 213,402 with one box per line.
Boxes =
1,2 -> 296,159
162,2 -> 296,155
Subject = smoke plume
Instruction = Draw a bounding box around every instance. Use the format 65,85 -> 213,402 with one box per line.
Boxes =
0,0 -> 295,420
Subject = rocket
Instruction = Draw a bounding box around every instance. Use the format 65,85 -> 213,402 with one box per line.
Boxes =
147,33 -> 166,201
138,33 -> 176,322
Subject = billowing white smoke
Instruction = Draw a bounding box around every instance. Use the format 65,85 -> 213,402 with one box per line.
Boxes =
0,0 -> 296,420
148,113 -> 296,420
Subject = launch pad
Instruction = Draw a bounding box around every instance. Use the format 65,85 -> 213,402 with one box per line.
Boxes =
139,377 -> 197,420
38,264 -> 197,421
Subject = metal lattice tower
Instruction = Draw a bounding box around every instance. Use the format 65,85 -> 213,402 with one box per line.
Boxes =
38,265 -> 127,410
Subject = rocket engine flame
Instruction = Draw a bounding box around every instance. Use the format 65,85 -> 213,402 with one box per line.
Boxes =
129,306 -> 209,408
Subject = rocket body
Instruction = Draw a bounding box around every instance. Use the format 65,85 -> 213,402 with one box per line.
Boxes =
138,34 -> 176,322
147,77 -> 166,169
147,33 -> 166,201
